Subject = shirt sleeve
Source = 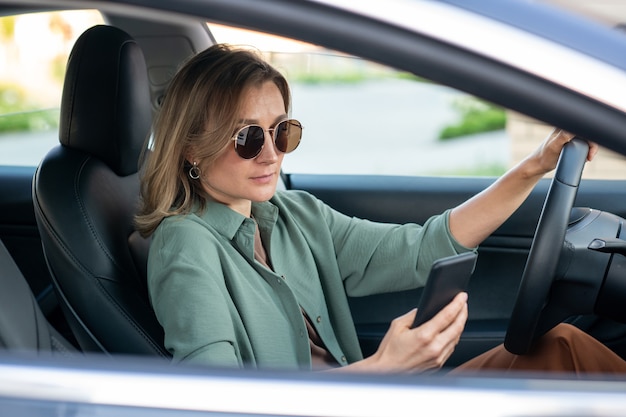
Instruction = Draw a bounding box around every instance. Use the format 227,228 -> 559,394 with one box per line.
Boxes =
147,218 -> 244,368
320,199 -> 475,296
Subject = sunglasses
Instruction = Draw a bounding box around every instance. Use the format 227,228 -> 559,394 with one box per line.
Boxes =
232,119 -> 303,159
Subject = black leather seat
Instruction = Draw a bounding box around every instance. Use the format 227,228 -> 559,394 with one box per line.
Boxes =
0,238 -> 76,355
33,25 -> 168,357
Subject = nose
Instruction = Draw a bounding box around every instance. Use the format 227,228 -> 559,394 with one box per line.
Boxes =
256,130 -> 280,163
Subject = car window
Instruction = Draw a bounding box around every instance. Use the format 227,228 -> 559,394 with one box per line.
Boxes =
0,10 -> 104,166
208,23 -> 626,180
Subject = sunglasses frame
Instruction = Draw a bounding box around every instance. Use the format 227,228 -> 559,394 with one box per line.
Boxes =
231,118 -> 302,159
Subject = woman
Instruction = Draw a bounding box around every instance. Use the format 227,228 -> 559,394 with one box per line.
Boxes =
136,44 -> 626,374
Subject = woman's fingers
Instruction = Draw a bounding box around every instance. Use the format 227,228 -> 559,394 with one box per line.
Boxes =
586,141 -> 599,161
369,292 -> 468,373
409,292 -> 468,371
417,292 -> 468,334
535,128 -> 598,173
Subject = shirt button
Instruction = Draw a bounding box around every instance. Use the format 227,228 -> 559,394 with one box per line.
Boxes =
276,278 -> 282,285
341,356 -> 347,362
300,330 -> 305,338
316,316 -> 322,323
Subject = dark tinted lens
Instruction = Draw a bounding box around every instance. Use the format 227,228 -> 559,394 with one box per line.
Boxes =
235,125 -> 265,159
274,120 -> 302,153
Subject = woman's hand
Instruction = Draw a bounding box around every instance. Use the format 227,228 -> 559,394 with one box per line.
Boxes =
336,292 -> 468,373
522,129 -> 598,178
449,128 -> 597,249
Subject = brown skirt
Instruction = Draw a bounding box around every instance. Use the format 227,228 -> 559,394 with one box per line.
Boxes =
452,323 -> 626,376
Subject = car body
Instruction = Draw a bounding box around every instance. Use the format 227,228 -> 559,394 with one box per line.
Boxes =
1,0 -> 626,415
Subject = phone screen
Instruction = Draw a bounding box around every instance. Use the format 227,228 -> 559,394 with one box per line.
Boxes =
411,252 -> 477,328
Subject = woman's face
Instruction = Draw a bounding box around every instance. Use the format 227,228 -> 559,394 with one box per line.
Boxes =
200,81 -> 287,216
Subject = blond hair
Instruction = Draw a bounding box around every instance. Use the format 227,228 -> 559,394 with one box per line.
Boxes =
135,44 -> 291,236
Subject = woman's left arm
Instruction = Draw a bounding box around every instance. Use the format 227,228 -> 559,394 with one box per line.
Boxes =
449,129 -> 598,249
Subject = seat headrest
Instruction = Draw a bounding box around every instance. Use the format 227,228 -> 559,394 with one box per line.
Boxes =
59,25 -> 152,176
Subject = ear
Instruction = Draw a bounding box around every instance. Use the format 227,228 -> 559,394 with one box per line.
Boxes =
184,149 -> 195,165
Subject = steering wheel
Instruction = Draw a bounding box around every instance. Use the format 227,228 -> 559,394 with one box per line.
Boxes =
504,138 -> 589,355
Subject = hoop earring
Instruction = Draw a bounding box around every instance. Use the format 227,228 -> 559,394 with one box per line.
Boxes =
188,162 -> 201,180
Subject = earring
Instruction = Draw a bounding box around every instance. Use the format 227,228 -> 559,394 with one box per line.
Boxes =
188,161 -> 201,180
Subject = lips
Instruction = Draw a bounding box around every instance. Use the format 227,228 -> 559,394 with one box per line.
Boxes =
251,172 -> 274,182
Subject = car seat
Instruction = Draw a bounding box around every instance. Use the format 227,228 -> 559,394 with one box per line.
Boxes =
32,25 -> 168,357
0,238 -> 76,355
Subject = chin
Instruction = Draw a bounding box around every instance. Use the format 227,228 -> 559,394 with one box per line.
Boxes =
250,188 -> 277,203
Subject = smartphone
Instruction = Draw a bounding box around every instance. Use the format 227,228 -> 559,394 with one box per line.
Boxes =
411,252 -> 477,328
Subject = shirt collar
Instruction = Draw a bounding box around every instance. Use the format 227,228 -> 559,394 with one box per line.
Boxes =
196,198 -> 279,241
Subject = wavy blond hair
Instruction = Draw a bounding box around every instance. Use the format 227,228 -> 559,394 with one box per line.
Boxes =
135,44 -> 291,236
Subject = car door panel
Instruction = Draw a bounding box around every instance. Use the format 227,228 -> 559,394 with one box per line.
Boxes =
288,173 -> 626,365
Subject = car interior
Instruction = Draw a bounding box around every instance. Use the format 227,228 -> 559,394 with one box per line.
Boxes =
2,3 -> 626,372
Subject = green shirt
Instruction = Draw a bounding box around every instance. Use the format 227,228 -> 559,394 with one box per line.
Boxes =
148,190 -> 472,370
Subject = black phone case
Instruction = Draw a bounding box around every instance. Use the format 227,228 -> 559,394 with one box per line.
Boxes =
411,252 -> 477,328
